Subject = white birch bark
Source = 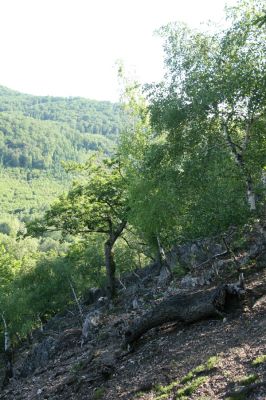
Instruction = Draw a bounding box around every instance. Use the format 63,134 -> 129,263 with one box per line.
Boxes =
1,313 -> 10,352
222,123 -> 256,211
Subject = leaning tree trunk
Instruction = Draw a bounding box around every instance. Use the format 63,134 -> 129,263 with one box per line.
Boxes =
125,278 -> 245,345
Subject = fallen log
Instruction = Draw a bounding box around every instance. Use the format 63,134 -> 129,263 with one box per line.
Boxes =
125,276 -> 245,345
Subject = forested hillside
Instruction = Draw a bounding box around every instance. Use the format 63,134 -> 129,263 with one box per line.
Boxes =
0,86 -> 121,136
0,86 -> 122,170
0,86 -> 124,220
0,1 -> 265,398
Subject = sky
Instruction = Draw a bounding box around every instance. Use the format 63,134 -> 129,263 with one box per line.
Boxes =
0,0 -> 239,102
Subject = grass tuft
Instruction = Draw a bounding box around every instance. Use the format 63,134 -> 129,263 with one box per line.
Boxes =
93,388 -> 105,400
154,380 -> 180,395
154,356 -> 218,400
181,356 -> 219,384
252,354 -> 266,366
206,356 -> 219,369
177,376 -> 208,398
237,374 -> 258,385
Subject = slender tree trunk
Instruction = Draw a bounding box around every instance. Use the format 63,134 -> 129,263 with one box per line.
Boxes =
246,176 -> 256,211
1,313 -> 13,388
260,170 -> 266,242
104,239 -> 117,299
222,123 -> 256,212
156,236 -> 172,274
68,277 -> 83,323
262,170 -> 266,188
104,220 -> 127,299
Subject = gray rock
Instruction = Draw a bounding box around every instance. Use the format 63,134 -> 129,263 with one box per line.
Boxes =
98,351 -> 116,379
82,287 -> 105,305
197,276 -> 207,286
256,250 -> 266,268
172,239 -> 226,269
19,337 -> 57,378
180,275 -> 199,288
82,310 -> 101,339
125,283 -> 142,297
132,298 -> 139,309
157,266 -> 172,286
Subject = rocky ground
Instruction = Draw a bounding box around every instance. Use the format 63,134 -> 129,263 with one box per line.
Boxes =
0,233 -> 266,400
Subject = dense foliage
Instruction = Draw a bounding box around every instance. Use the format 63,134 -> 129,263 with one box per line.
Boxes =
0,86 -> 122,136
0,86 -> 123,170
27,157 -> 130,297
0,1 -> 265,367
123,0 -> 266,246
0,168 -> 67,221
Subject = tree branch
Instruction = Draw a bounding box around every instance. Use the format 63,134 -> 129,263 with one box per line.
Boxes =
43,227 -> 109,235
243,113 -> 254,151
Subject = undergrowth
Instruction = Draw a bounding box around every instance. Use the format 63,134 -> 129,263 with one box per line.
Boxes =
153,356 -> 219,400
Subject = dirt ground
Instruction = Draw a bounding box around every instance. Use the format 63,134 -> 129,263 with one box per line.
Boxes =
1,267 -> 265,400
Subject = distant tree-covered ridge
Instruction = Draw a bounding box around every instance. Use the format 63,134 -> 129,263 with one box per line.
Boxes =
0,86 -> 123,169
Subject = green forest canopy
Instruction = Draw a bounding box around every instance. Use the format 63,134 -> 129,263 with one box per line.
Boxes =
0,85 -> 124,169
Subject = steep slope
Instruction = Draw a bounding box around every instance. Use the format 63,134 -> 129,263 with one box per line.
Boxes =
1,239 -> 265,400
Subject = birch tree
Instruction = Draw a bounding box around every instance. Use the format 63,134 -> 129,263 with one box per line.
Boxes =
147,0 -> 266,213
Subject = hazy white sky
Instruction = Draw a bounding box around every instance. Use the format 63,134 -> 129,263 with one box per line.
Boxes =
0,0 -> 238,101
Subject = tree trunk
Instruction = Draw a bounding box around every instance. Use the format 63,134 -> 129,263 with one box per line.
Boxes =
261,170 -> 266,241
246,177 -> 256,211
1,314 -> 13,388
68,277 -> 83,323
104,220 -> 127,299
104,239 -> 117,299
124,279 -> 245,345
222,123 -> 256,212
156,236 -> 172,274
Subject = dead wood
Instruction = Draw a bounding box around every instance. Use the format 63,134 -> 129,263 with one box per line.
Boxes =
124,278 -> 245,345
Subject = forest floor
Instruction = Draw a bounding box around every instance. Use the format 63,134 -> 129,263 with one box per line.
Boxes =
0,261 -> 265,400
